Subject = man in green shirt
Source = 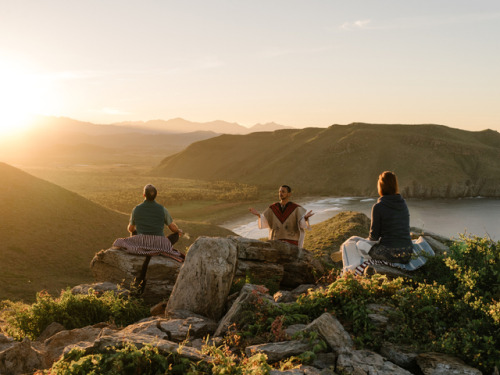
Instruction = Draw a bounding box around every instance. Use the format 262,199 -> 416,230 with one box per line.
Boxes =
128,184 -> 183,244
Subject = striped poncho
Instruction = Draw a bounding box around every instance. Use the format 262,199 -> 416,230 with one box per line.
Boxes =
112,234 -> 185,263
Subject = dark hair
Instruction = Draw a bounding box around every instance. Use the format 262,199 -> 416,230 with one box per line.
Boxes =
143,184 -> 157,201
377,171 -> 399,196
280,185 -> 292,193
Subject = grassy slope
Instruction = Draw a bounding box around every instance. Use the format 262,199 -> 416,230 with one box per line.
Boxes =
303,211 -> 370,260
152,123 -> 500,197
0,163 -> 236,302
0,163 -> 129,301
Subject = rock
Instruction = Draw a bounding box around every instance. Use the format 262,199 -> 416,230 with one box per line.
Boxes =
0,338 -> 45,375
92,330 -> 204,362
416,352 -> 482,375
36,322 -> 65,342
71,281 -> 130,297
274,284 -> 316,303
215,284 -> 276,337
43,325 -> 111,365
336,349 -> 413,375
303,313 -> 354,354
91,236 -> 324,306
245,340 -> 315,363
158,316 -> 217,342
312,352 -> 337,370
379,341 -> 419,370
90,248 -> 181,303
285,324 -> 307,338
422,236 -> 449,255
366,304 -> 396,330
166,237 -> 238,321
369,264 -> 412,278
236,259 -> 284,285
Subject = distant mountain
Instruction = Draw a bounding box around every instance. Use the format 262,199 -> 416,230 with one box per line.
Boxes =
0,116 -> 293,167
152,123 -> 500,198
0,116 -> 218,166
0,162 -> 128,301
116,118 -> 294,134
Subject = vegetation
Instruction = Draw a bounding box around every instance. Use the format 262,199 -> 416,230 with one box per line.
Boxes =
2,234 -> 496,373
1,288 -> 149,340
223,235 -> 500,373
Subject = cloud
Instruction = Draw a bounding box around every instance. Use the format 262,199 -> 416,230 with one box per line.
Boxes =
340,19 -> 371,30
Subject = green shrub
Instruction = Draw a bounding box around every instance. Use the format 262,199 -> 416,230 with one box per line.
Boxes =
47,343 -> 201,375
445,235 -> 500,303
2,288 -> 149,340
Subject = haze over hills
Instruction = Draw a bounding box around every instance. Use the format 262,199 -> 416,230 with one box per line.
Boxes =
152,123 -> 500,198
114,118 -> 294,134
0,162 -> 129,301
0,116 -> 292,167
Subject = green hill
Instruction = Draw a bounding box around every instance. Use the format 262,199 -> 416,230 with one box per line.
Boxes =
152,123 -> 500,197
0,163 -> 130,301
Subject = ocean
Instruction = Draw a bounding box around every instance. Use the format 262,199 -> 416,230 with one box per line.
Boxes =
223,197 -> 500,241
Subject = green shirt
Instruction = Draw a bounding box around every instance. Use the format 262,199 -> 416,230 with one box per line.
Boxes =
129,200 -> 173,236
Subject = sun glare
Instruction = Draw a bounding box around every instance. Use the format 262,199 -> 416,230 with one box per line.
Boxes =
0,59 -> 55,139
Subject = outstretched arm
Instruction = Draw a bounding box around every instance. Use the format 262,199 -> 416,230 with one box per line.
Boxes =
249,207 -> 261,217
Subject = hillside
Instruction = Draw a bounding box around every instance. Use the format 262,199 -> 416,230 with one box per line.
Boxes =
0,163 -> 237,302
0,163 -> 130,301
152,123 -> 500,198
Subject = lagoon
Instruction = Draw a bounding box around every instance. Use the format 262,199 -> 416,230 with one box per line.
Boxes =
223,197 -> 500,241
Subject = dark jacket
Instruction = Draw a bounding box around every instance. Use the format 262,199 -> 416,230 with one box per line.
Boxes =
368,194 -> 412,248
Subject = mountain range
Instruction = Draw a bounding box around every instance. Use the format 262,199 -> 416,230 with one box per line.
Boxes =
0,116 -> 292,167
152,123 -> 500,198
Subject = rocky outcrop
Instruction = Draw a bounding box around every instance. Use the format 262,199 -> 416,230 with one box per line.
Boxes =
0,285 -> 487,374
90,236 -> 325,304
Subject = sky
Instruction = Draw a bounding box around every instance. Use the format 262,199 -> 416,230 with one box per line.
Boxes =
1,0 -> 499,134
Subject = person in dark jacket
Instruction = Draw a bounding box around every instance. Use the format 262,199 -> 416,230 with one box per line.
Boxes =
368,171 -> 413,263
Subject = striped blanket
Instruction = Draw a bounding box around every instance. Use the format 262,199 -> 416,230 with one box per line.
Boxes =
341,236 -> 434,276
112,234 -> 185,263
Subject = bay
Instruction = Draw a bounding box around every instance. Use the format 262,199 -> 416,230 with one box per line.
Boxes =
223,197 -> 500,241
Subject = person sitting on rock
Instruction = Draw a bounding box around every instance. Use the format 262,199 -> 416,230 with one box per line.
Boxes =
249,184 -> 314,248
368,171 -> 413,263
127,184 -> 183,245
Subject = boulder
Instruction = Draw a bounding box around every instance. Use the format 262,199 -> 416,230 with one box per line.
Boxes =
166,236 -> 238,321
379,341 -> 419,370
91,236 -> 325,305
0,337 -> 45,375
42,325 -> 113,365
90,248 -> 181,302
245,340 -> 317,363
303,313 -> 354,355
416,352 -> 482,375
336,349 -> 413,375
214,284 -> 277,337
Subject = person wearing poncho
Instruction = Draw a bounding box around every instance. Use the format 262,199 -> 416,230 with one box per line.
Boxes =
249,185 -> 314,248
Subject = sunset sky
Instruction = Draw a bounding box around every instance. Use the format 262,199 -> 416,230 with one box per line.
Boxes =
1,1 -> 499,133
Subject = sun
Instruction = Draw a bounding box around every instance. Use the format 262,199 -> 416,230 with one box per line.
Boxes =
0,59 -> 55,138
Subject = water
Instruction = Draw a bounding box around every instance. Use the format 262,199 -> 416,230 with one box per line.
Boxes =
223,197 -> 500,241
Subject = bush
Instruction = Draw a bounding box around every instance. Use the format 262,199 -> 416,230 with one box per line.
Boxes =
2,288 -> 149,340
